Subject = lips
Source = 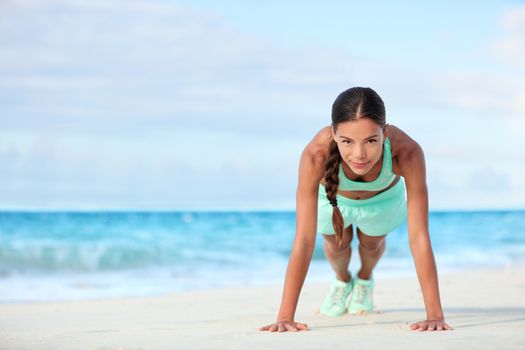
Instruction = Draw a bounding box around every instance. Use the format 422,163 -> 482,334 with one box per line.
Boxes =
350,161 -> 369,168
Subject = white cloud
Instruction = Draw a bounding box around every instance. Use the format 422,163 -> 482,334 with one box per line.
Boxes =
1,0 -> 524,209
428,5 -> 525,118
431,71 -> 525,116
0,0 -> 440,138
493,4 -> 525,70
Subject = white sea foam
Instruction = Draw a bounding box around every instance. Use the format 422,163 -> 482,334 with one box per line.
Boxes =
0,210 -> 523,303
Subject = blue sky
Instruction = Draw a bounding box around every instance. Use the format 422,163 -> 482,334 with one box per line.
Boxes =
1,0 -> 524,210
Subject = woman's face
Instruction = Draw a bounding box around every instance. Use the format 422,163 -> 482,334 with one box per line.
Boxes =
331,118 -> 385,176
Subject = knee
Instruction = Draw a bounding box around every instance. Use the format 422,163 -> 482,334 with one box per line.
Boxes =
323,235 -> 352,253
359,238 -> 385,252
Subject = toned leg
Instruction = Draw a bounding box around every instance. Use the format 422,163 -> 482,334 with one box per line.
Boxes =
322,225 -> 353,283
356,228 -> 386,280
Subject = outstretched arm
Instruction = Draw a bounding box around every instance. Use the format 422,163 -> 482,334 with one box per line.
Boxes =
401,143 -> 453,331
259,146 -> 325,332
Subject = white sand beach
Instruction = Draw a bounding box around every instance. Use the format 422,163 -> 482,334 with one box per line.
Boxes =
1,266 -> 524,350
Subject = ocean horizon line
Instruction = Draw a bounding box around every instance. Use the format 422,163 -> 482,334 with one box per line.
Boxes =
0,207 -> 524,214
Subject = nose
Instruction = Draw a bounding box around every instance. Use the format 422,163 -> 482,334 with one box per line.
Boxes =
352,144 -> 366,160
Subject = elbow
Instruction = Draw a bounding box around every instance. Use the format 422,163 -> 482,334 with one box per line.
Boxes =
302,238 -> 316,253
408,232 -> 431,251
293,237 -> 316,255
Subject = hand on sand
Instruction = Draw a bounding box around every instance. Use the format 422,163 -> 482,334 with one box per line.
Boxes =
259,319 -> 309,332
410,319 -> 453,331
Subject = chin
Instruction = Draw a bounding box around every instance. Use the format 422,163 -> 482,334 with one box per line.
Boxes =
351,167 -> 370,175
348,163 -> 371,174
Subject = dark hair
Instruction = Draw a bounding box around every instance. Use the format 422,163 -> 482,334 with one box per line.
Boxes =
324,87 -> 386,246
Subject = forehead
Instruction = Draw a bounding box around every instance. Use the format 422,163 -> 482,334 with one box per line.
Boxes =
334,119 -> 382,139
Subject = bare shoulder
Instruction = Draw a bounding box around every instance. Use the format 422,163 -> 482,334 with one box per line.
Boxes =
387,124 -> 425,177
298,125 -> 332,190
303,125 -> 332,159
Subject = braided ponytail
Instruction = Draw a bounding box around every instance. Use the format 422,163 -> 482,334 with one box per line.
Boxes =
324,136 -> 345,247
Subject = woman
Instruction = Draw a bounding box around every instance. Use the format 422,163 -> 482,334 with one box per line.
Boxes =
259,87 -> 452,332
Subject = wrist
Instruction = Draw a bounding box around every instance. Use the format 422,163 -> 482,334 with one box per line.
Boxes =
426,313 -> 444,321
277,315 -> 293,322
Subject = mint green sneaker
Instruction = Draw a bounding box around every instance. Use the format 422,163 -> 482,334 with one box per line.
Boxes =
347,276 -> 374,314
320,277 -> 354,317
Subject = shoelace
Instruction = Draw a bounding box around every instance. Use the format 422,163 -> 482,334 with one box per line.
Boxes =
328,285 -> 348,306
352,284 -> 369,305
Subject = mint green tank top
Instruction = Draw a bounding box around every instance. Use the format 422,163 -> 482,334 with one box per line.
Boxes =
337,137 -> 396,191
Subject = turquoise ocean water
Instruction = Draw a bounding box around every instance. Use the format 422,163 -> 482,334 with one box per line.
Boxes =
0,210 -> 524,303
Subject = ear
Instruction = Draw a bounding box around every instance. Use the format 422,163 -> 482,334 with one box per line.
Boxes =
383,123 -> 390,139
331,124 -> 337,140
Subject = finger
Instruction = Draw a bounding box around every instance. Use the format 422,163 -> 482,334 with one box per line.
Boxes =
296,323 -> 309,330
436,324 -> 443,331
444,323 -> 453,330
278,323 -> 285,332
258,325 -> 269,331
428,323 -> 435,331
284,323 -> 298,332
269,324 -> 278,332
418,325 -> 426,331
411,322 -> 423,330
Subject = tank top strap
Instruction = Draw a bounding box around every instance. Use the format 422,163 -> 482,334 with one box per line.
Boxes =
383,137 -> 393,172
